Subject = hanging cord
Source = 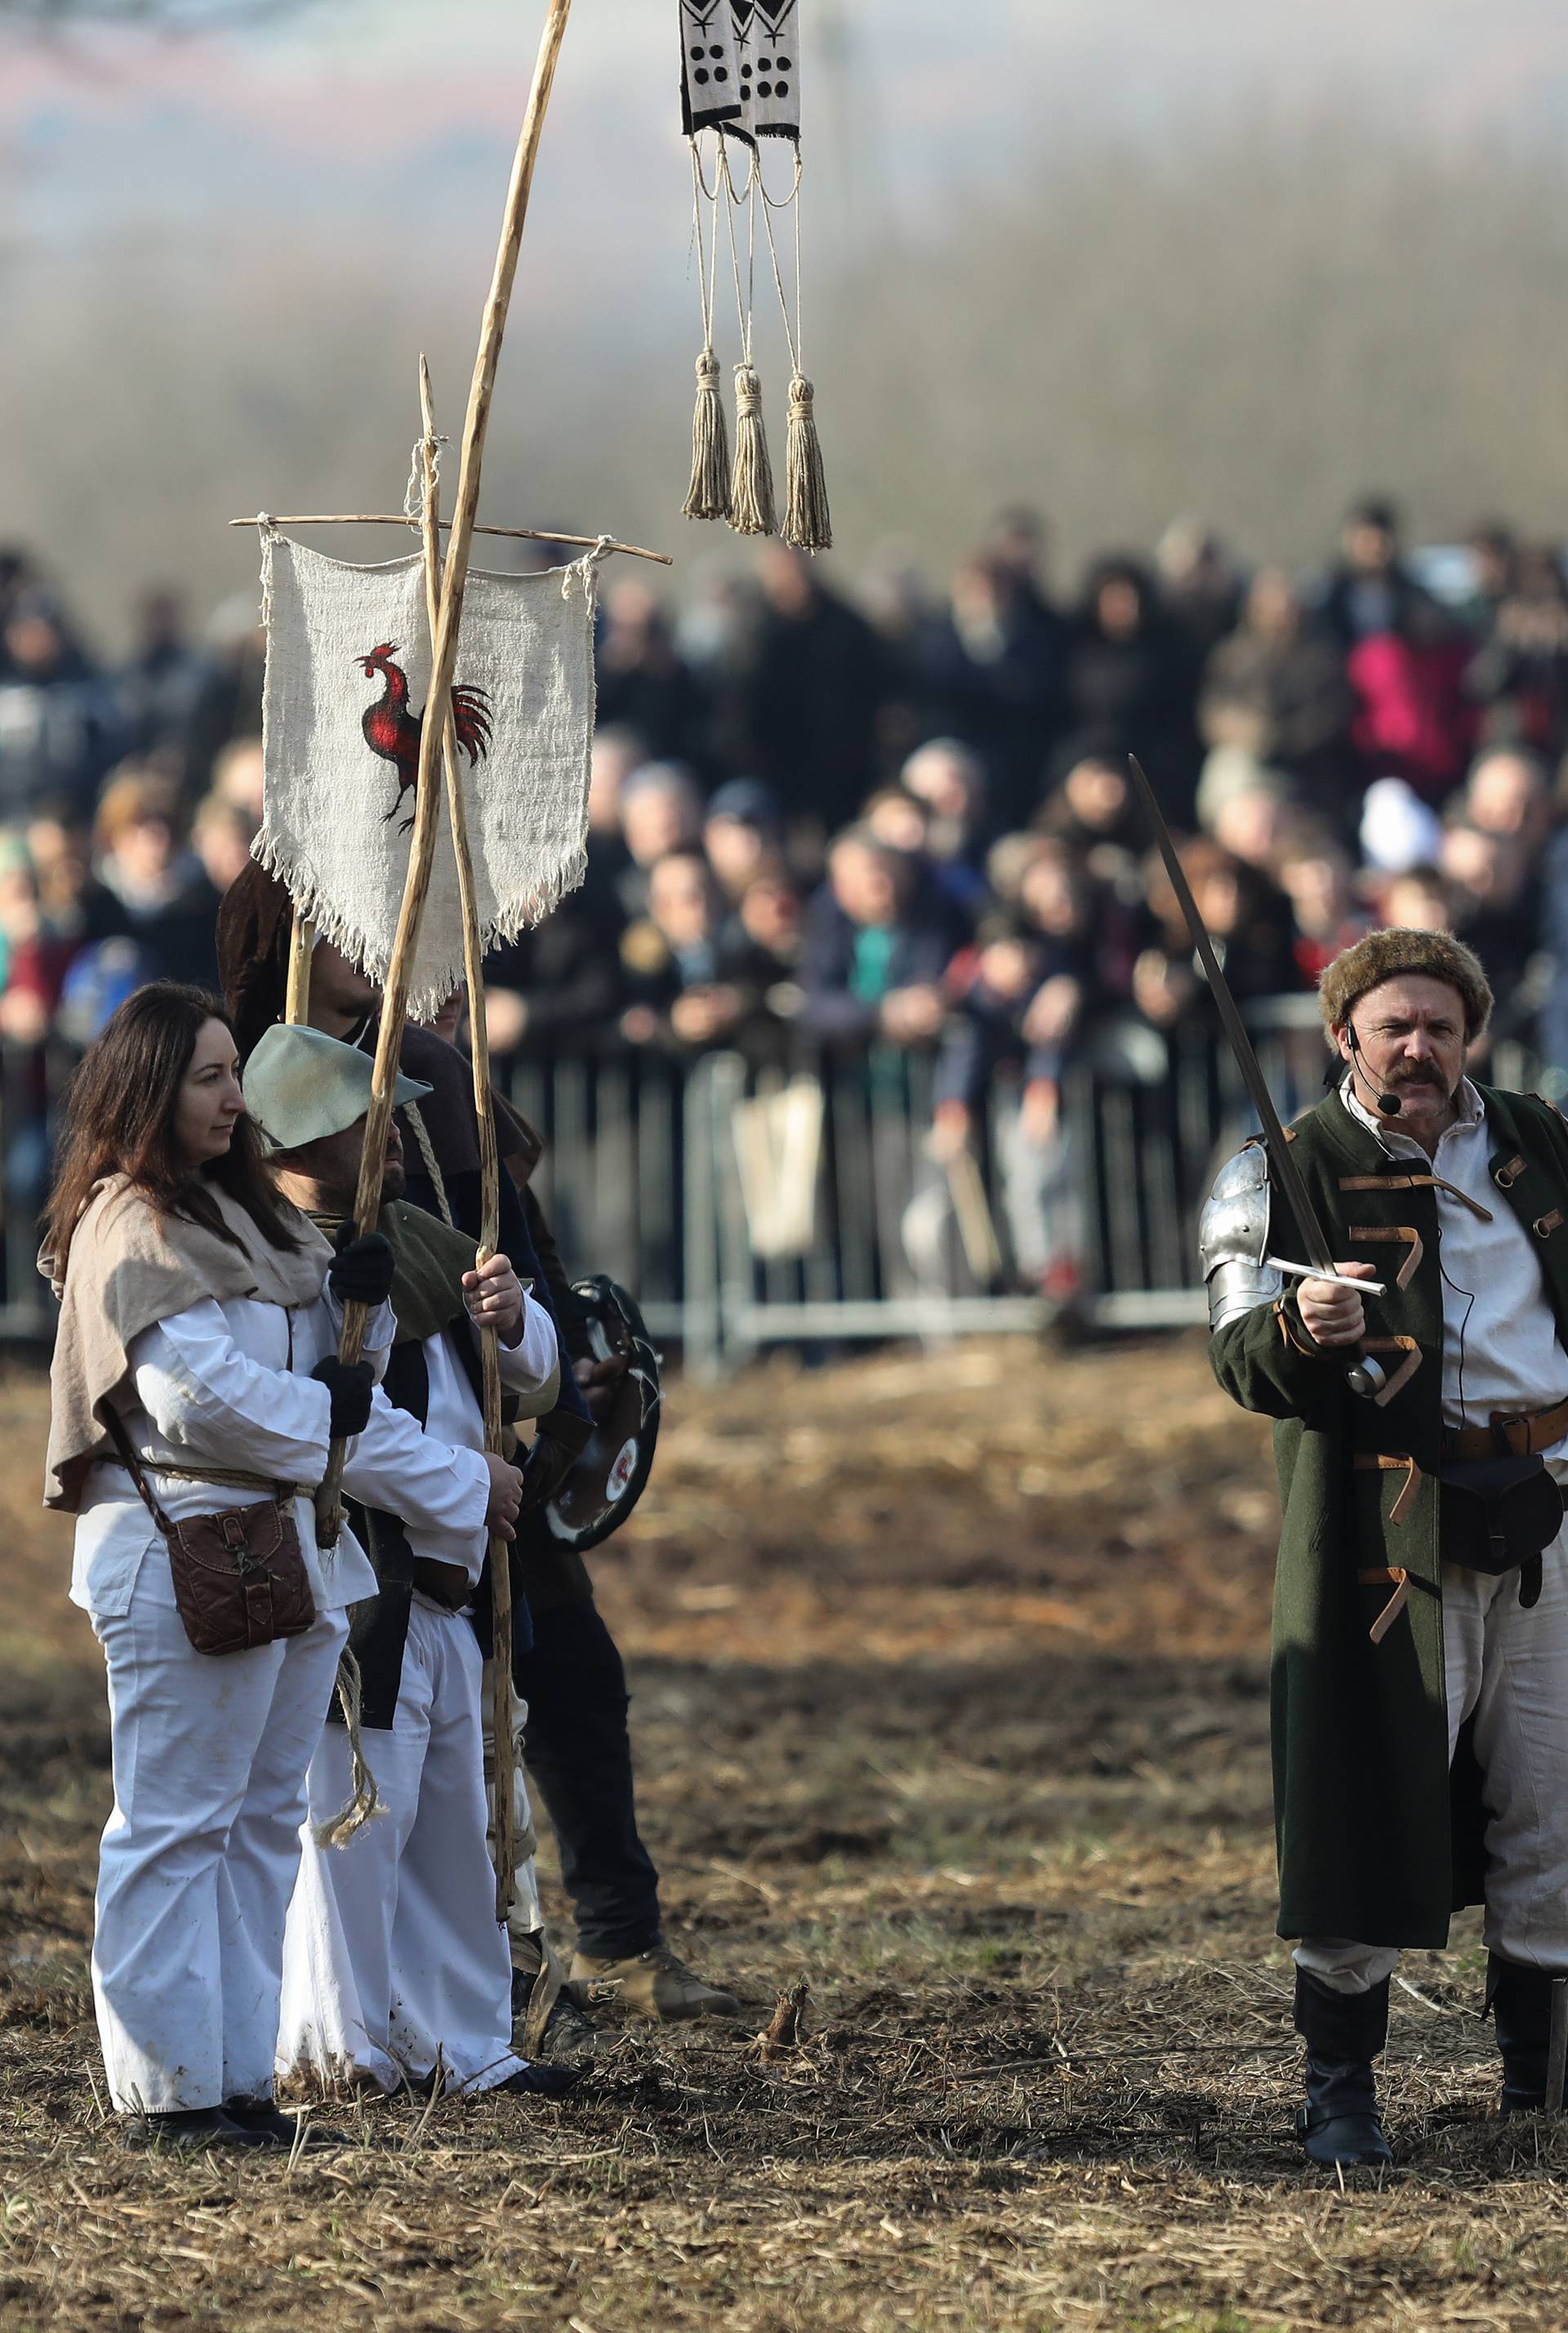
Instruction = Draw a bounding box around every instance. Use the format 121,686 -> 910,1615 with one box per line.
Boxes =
403,1100 -> 455,1229
719,136 -> 776,536
313,1650 -> 387,1847
757,145 -> 804,373
256,514 -> 278,630
690,136 -> 724,351
758,145 -> 830,552
719,132 -> 757,361
405,430 -> 448,529
683,137 -> 733,522
565,534 -> 614,603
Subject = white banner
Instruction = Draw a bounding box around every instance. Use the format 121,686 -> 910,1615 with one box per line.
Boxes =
256,532 -> 600,1022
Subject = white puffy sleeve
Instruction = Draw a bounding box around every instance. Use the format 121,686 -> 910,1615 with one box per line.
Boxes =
320,1286 -> 395,1383
340,1387 -> 491,1536
127,1301 -> 335,1479
496,1292 -> 559,1399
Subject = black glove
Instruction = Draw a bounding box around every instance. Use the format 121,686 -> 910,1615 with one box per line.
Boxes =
311,1356 -> 375,1439
518,1417 -> 587,1512
327,1229 -> 396,1308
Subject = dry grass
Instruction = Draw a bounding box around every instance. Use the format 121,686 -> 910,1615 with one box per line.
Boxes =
0,1336 -> 1562,2331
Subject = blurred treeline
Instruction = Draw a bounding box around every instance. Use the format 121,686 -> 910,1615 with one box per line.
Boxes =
7,112 -> 1568,642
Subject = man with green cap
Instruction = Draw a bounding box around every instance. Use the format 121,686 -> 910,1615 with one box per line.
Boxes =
1204,927 -> 1568,2167
217,861 -> 741,2029
241,1024 -> 575,2100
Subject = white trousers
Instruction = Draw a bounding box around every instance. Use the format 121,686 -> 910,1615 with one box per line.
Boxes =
279,1597 -> 525,2095
1298,1535 -> 1568,1993
90,1552 -> 345,2113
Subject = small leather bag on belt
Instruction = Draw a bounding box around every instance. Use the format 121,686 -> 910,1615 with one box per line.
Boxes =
105,1407 -> 316,1657
1439,1451 -> 1565,1611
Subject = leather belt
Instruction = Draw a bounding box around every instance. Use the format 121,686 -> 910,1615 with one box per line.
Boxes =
1441,1396 -> 1568,1463
412,1556 -> 471,1611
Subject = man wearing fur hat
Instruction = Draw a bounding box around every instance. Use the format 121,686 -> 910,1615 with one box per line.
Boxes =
1203,927 -> 1568,2167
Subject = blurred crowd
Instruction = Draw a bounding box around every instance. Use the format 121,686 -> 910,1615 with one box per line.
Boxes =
7,497 -> 1568,1298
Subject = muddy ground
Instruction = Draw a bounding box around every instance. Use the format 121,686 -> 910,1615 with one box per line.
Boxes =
0,1335 -> 1561,2333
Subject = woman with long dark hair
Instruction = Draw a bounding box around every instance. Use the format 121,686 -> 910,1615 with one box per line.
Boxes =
43,982 -> 394,2151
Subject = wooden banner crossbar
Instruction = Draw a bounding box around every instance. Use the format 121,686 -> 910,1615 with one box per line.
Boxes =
229,514 -> 671,566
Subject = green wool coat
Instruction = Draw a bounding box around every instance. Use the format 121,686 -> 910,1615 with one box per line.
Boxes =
1210,1081 -> 1568,1948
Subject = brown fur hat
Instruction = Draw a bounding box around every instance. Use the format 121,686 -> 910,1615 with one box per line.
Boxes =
1318,927 -> 1494,1041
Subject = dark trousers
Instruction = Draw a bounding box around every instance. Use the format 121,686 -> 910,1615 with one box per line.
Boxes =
517,1596 -> 662,1961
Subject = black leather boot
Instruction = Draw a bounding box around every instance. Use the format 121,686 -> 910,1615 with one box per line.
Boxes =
1484,1954 -> 1566,2116
1294,1968 -> 1393,2167
122,2106 -> 277,2152
223,2095 -> 347,2148
494,2061 -> 586,2099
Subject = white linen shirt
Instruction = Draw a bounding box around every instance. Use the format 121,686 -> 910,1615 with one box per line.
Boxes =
342,1294 -> 559,1589
70,1288 -> 390,1617
1340,1076 -> 1568,1474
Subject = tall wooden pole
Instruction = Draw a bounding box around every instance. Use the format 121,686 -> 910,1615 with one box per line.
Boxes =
284,912 -> 315,1026
416,354 -> 518,1921
314,0 -> 576,1547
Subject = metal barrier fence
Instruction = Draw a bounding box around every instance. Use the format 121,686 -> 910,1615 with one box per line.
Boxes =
499,1004 -> 1540,1374
0,1011 -> 1539,1372
639,1001 -> 1335,1373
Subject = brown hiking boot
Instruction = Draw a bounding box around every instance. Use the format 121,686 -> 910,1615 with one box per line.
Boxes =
568,1946 -> 742,2023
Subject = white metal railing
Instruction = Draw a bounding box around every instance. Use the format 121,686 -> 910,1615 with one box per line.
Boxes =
0,1008 -> 1540,1374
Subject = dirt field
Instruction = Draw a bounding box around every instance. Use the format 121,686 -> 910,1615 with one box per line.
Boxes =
1,1334 -> 1564,2333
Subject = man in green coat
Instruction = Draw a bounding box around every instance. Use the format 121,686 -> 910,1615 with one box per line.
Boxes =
1205,927 -> 1568,2167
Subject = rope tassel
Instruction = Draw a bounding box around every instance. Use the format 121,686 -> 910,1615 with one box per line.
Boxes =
782,371 -> 831,552
729,363 -> 777,537
684,346 -> 733,522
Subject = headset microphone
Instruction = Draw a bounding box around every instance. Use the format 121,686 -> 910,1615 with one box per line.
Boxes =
1348,1023 -> 1401,1115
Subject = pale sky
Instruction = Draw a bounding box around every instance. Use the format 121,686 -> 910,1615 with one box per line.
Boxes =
8,0 -> 1568,267
7,0 -> 1568,639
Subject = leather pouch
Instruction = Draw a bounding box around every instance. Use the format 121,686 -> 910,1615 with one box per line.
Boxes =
107,1410 -> 316,1657
1439,1452 -> 1564,1608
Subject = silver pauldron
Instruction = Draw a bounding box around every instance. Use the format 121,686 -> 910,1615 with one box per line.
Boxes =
1199,1143 -> 1284,1331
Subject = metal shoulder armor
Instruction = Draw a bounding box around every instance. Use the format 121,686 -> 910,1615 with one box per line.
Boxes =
1199,1143 -> 1283,1332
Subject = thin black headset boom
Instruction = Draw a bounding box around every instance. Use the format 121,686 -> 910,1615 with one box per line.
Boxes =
1348,1021 -> 1402,1115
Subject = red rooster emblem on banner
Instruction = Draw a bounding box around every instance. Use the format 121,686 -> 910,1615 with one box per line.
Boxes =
356,643 -> 494,834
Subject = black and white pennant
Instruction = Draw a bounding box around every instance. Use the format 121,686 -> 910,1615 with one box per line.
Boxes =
680,0 -> 745,136
746,0 -> 800,141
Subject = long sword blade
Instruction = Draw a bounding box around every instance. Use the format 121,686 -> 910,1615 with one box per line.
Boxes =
1127,755 -> 1338,1273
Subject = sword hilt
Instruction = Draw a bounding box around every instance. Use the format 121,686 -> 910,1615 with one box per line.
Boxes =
1298,1264 -> 1385,1400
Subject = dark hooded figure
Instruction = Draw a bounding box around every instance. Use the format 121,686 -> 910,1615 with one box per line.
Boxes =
1064,557 -> 1200,822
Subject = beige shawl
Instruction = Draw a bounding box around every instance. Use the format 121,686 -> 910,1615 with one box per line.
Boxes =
43,1174 -> 332,1514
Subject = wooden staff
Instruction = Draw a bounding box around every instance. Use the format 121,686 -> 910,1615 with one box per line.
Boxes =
283,902 -> 388,1845
314,0 -> 577,1551
284,911 -> 315,1026
416,353 -> 519,1920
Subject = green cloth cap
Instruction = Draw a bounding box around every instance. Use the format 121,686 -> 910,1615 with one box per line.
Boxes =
242,1022 -> 431,1152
